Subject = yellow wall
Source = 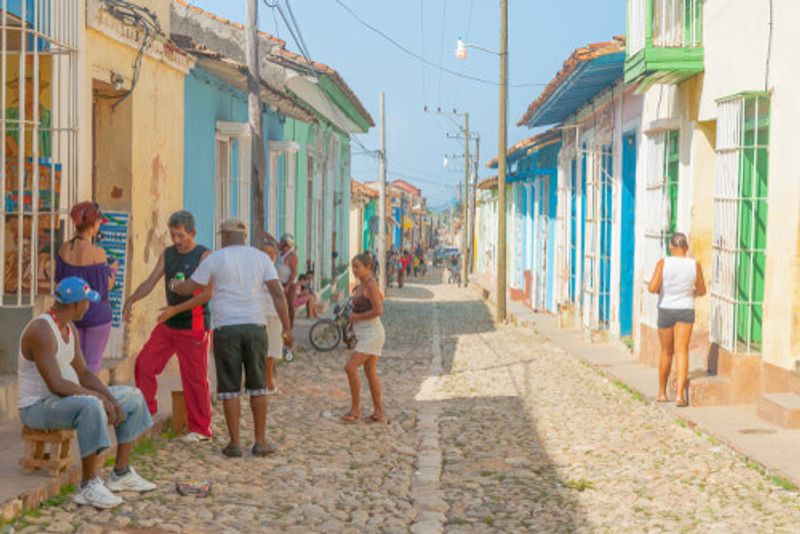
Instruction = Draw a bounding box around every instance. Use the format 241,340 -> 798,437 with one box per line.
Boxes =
81,24 -> 190,377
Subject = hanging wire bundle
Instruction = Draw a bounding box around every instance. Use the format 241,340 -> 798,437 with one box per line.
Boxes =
101,0 -> 164,108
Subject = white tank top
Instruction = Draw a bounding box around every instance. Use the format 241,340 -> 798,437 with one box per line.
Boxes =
658,256 -> 697,310
276,251 -> 293,285
17,314 -> 80,408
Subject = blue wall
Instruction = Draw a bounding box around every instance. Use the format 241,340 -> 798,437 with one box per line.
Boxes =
183,67 -> 283,248
620,132 -> 638,336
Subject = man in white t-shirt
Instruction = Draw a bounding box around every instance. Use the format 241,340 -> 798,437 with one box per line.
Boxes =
171,219 -> 293,458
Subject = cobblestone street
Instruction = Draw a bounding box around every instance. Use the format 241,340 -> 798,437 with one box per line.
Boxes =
20,275 -> 800,533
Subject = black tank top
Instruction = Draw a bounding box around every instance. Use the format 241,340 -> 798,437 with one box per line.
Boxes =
164,244 -> 210,331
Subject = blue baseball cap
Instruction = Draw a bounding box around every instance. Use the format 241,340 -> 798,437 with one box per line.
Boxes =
54,277 -> 101,304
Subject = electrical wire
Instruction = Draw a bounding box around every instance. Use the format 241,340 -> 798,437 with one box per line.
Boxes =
419,0 -> 427,104
97,0 -> 162,109
261,0 -> 376,162
437,0 -> 447,105
453,0 -> 474,107
331,0 -> 546,89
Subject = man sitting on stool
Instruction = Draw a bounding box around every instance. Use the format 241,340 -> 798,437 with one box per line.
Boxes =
18,277 -> 156,509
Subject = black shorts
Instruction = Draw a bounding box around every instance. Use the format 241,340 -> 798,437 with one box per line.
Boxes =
657,308 -> 695,329
213,324 -> 267,399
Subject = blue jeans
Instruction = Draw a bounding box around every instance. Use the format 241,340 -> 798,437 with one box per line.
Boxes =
19,386 -> 153,459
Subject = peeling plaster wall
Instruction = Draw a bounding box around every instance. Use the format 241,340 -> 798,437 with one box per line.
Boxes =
81,20 -> 190,377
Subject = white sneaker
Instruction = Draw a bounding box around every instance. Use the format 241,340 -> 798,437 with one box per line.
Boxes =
182,432 -> 211,443
73,478 -> 123,509
105,466 -> 157,493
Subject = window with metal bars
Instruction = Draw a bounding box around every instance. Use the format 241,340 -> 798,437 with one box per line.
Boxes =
642,130 -> 680,328
1,1 -> 79,307
711,93 -> 769,354
582,144 -> 613,331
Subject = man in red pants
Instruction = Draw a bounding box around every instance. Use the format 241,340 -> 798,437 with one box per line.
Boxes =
122,211 -> 213,442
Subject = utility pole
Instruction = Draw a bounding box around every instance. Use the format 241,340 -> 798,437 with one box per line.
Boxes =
462,113 -> 470,286
469,135 -> 480,274
496,0 -> 508,322
246,0 -> 266,245
378,92 -> 387,291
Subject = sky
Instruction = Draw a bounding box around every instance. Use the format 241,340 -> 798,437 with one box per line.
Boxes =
190,1 -> 625,209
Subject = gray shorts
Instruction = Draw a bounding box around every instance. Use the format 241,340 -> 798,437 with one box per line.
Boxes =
657,308 -> 695,329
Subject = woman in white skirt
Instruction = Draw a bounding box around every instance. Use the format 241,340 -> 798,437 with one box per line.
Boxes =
342,253 -> 386,424
648,233 -> 706,407
261,239 -> 284,394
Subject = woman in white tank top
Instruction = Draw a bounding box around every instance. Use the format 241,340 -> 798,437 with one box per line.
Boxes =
648,233 -> 707,407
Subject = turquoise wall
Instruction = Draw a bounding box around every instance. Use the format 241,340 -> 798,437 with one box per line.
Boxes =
183,67 -> 282,248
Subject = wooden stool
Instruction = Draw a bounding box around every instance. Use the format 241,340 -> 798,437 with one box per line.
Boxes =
20,428 -> 76,476
171,390 -> 188,433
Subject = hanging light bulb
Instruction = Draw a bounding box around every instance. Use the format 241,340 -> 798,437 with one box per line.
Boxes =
455,39 -> 468,60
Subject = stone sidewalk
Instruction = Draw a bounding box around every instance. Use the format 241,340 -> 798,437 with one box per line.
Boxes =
3,274 -> 800,532
471,274 -> 800,491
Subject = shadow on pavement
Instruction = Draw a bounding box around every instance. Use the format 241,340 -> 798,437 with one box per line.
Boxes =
434,394 -> 586,531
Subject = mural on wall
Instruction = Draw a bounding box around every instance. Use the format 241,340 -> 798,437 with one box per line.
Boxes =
4,55 -> 52,159
96,212 -> 130,359
3,55 -> 60,297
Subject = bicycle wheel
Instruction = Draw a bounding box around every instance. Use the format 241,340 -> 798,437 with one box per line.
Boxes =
309,319 -> 342,352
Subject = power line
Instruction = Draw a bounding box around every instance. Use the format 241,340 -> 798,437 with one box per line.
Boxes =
419,0 -> 426,104
437,0 -> 447,104
331,0 -> 546,89
453,0 -> 474,107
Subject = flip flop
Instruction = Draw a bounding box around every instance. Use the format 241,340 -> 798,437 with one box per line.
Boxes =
675,400 -> 689,408
251,443 -> 277,457
363,414 -> 387,424
221,444 -> 243,458
656,398 -> 670,403
340,413 -> 361,424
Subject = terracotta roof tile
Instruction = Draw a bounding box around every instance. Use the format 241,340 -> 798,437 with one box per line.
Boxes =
351,179 -> 379,199
477,176 -> 498,190
486,128 -> 561,169
517,36 -> 625,127
174,0 -> 373,127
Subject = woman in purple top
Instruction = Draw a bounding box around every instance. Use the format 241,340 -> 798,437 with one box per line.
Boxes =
55,201 -> 118,373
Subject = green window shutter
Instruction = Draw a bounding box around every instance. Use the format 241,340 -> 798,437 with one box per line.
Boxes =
735,96 -> 769,348
662,130 -> 681,254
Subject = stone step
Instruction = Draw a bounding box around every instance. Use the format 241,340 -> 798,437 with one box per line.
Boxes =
757,392 -> 800,429
689,376 -> 732,406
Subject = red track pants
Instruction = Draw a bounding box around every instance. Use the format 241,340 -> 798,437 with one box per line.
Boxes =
134,323 -> 212,437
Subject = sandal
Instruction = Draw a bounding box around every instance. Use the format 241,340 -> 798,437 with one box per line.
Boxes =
363,414 -> 387,424
656,397 -> 670,403
675,399 -> 689,408
221,444 -> 243,458
340,412 -> 361,424
251,443 -> 277,457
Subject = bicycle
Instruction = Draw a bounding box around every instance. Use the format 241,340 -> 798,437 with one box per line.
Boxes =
308,298 -> 356,352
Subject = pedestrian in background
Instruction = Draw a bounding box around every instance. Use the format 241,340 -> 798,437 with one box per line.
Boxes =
172,219 -> 293,457
261,238 -> 284,394
276,234 -> 298,328
342,253 -> 385,424
293,273 -> 318,319
648,233 -> 706,407
56,201 -> 117,374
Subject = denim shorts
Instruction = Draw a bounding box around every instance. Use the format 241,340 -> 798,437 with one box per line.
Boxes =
657,308 -> 695,329
19,385 -> 153,459
213,324 -> 267,399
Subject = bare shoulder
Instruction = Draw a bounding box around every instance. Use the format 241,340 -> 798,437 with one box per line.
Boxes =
366,277 -> 383,297
92,244 -> 108,263
21,318 -> 55,358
